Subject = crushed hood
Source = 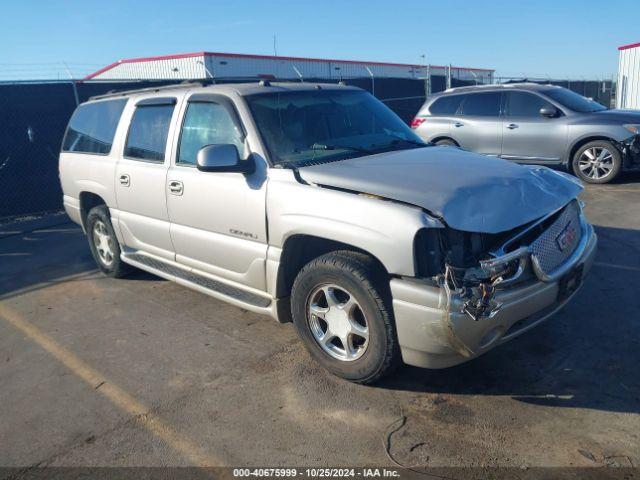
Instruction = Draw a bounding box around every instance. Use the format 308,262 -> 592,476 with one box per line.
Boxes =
297,146 -> 582,234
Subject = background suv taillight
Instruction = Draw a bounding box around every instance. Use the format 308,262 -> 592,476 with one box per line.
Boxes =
410,117 -> 426,129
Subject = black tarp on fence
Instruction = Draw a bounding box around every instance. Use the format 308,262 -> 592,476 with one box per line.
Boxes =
0,77 -> 436,218
0,76 -> 615,218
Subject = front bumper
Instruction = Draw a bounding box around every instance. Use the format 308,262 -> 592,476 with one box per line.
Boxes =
391,222 -> 598,369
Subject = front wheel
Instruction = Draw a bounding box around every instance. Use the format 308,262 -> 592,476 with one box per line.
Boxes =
291,251 -> 400,384
572,140 -> 622,184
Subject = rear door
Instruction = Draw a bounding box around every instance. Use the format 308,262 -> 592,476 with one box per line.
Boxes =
165,93 -> 268,290
450,91 -> 503,156
501,91 -> 568,163
114,97 -> 180,260
413,94 -> 464,142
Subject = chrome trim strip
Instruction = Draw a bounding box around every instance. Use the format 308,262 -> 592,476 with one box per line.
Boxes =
490,203 -> 567,257
481,201 -> 592,284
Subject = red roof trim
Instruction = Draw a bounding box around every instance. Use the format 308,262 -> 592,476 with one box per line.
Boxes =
84,51 -> 494,80
619,42 -> 640,51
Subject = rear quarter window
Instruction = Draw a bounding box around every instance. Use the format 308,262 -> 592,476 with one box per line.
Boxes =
62,99 -> 127,154
428,95 -> 463,115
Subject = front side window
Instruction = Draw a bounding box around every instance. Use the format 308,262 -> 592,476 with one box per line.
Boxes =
543,88 -> 606,113
178,101 -> 245,165
62,99 -> 127,154
505,91 -> 553,117
124,104 -> 174,162
429,95 -> 463,116
460,92 -> 502,117
246,90 -> 427,167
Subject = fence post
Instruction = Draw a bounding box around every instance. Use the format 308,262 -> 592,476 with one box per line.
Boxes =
365,66 -> 374,96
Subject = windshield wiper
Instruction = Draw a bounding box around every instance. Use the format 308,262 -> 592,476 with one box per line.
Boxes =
310,143 -> 372,153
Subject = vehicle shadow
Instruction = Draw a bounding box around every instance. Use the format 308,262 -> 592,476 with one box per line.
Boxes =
378,224 -> 640,416
0,220 -> 164,300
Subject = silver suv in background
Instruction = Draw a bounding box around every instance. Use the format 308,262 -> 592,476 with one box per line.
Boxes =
59,82 -> 596,383
411,83 -> 640,184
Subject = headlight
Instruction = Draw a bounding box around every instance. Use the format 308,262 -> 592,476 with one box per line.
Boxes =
623,124 -> 640,134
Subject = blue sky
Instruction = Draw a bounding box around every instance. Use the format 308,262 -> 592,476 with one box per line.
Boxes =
0,0 -> 636,80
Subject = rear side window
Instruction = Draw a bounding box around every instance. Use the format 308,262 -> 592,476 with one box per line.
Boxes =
505,91 -> 553,117
124,103 -> 175,162
62,99 -> 127,154
428,95 -> 463,115
460,92 -> 501,117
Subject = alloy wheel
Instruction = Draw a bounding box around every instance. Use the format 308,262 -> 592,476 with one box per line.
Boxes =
92,220 -> 115,267
578,146 -> 614,181
307,284 -> 369,361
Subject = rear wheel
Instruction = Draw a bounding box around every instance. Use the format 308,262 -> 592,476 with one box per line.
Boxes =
572,140 -> 622,184
86,205 -> 131,278
434,138 -> 458,147
291,251 -> 400,384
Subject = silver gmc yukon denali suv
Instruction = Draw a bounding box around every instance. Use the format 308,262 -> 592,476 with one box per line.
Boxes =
59,82 -> 597,383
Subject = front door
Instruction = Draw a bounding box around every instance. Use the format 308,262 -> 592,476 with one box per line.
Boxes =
114,97 -> 179,260
450,91 -> 503,156
501,91 -> 568,163
166,94 -> 268,290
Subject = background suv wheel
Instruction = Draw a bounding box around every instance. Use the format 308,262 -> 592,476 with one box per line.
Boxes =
572,140 -> 622,184
291,250 -> 400,384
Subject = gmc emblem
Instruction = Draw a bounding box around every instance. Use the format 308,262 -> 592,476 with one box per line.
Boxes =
556,222 -> 577,252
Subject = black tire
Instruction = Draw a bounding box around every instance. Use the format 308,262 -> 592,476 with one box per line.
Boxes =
572,140 -> 622,184
291,250 -> 400,384
434,138 -> 458,147
86,205 -> 131,278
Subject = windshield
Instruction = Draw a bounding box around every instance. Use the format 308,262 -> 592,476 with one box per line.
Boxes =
245,89 -> 428,167
544,88 -> 607,113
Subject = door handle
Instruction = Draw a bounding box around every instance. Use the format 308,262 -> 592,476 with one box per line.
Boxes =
119,174 -> 130,187
168,180 -> 183,196
506,123 -> 519,129
453,122 -> 464,128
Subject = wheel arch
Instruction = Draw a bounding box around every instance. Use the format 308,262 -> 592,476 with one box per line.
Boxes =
79,191 -> 107,231
275,234 -> 390,301
431,136 -> 459,146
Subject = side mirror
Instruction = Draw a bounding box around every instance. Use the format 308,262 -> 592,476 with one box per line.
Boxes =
196,144 -> 254,174
540,106 -> 559,118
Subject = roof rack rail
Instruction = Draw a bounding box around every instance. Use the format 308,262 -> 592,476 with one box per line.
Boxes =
87,75 -> 306,101
443,84 -> 497,93
89,80 -> 207,100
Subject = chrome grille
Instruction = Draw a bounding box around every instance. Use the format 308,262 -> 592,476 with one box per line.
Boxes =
530,201 -> 582,276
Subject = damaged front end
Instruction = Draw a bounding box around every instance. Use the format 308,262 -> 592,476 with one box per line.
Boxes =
415,199 -> 589,326
616,135 -> 640,170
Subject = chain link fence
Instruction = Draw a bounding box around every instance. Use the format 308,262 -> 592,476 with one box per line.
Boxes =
0,74 -> 613,220
1,76 -> 474,220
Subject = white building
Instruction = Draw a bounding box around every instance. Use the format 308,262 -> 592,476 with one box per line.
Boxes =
617,41 -> 640,109
84,51 -> 493,84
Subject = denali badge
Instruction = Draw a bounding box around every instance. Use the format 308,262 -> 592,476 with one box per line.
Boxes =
556,222 -> 577,252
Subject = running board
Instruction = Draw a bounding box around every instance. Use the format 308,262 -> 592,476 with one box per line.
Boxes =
122,252 -> 272,310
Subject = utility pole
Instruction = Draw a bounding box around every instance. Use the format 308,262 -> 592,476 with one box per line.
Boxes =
273,35 -> 278,56
420,53 -> 430,98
